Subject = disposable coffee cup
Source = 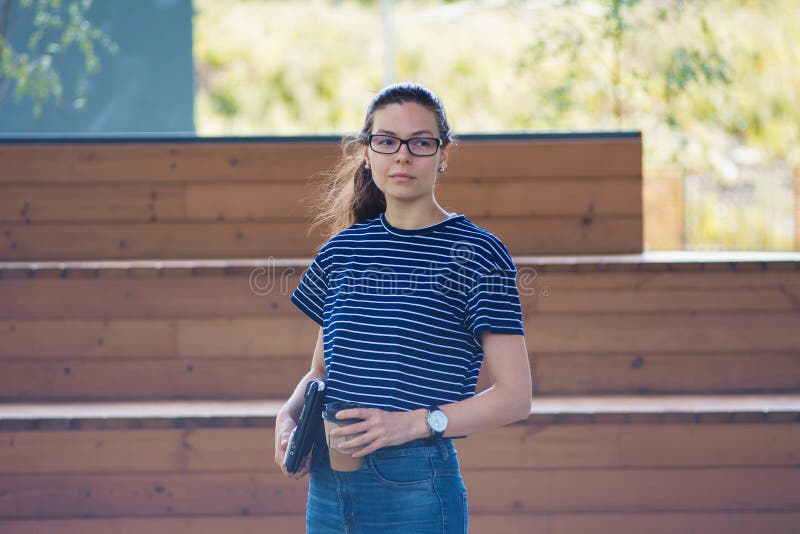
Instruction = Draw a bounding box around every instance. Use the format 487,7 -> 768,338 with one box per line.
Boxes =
322,401 -> 366,472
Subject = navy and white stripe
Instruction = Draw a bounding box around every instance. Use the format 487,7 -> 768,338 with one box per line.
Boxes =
290,212 -> 525,412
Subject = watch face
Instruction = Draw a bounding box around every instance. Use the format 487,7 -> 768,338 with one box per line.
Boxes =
429,410 -> 447,432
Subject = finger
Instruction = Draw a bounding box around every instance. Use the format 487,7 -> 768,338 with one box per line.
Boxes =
298,457 -> 312,477
337,434 -> 371,453
292,462 -> 310,479
335,408 -> 371,420
350,437 -> 382,458
285,454 -> 312,479
330,422 -> 368,437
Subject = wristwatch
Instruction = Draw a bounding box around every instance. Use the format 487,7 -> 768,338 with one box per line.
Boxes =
425,405 -> 448,440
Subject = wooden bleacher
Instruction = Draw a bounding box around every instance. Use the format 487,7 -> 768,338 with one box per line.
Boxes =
1,253 -> 799,401
1,134 -> 799,533
1,396 -> 799,533
0,134 -> 642,259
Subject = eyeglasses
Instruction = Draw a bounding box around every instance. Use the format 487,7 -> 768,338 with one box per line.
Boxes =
367,134 -> 442,157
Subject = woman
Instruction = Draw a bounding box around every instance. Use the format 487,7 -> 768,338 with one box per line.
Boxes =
274,82 -> 532,533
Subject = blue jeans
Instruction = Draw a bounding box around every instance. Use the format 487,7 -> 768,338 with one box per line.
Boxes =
306,430 -> 469,533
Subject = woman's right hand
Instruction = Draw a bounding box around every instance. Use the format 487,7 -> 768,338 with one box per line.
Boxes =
274,413 -> 313,479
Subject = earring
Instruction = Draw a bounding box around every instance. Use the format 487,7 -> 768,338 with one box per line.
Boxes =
364,161 -> 370,170
438,166 -> 446,173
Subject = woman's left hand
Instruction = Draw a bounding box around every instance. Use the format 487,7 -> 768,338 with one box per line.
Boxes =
329,407 -> 425,458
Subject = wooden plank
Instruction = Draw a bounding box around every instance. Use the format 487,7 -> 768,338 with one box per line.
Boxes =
0,139 -> 640,184
0,472 -> 308,517
0,319 -> 178,359
0,428 -> 276,474
0,183 -> 313,222
3,277 -> 797,321
478,215 -> 642,255
200,177 -> 644,219
0,185 -> 187,223
5,347 -> 798,401
527,287 -> 800,313
3,423 -> 797,474
2,512 -> 799,534
526,312 -> 800,352
2,324 -> 798,398
0,358 -> 303,401
0,517 -> 306,534
421,178 -> 641,216
644,169 -> 683,251
0,468 -> 796,518
531,270 -> 800,290
175,318 -> 316,358
448,139 -> 642,179
795,164 -> 800,251
0,215 -> 642,260
462,423 -> 800,469
474,512 -> 800,534
0,276 -> 302,319
545,512 -> 800,534
0,317 -> 313,359
2,262 -> 798,316
0,143 -> 342,184
0,317 -> 319,359
0,179 -> 641,223
0,221 -> 327,260
533,352 -> 800,394
461,467 -> 800,513
1,394 -> 797,428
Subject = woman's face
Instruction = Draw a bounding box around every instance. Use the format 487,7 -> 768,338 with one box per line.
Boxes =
364,102 -> 449,205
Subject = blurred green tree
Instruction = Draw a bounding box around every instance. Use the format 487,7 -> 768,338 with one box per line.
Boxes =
519,0 -> 732,152
0,0 -> 117,117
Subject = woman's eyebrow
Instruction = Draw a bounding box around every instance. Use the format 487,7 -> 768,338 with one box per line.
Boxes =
375,129 -> 436,136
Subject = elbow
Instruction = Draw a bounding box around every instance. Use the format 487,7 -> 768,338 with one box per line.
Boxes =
515,395 -> 532,422
508,386 -> 532,422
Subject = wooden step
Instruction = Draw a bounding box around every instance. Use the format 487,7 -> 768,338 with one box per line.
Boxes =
2,513 -> 800,534
0,135 -> 643,259
1,253 -> 798,401
1,395 -> 798,533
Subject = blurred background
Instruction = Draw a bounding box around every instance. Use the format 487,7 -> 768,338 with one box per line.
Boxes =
1,0 -> 798,252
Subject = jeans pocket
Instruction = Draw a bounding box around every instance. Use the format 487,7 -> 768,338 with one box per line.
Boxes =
431,447 -> 461,476
368,453 -> 434,488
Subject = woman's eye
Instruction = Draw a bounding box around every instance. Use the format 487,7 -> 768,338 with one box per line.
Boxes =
413,139 -> 432,147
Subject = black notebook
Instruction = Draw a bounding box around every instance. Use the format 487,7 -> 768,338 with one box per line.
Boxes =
283,378 -> 326,473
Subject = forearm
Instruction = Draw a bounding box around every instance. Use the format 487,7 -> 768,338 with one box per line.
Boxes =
406,383 -> 532,440
445,383 -> 532,437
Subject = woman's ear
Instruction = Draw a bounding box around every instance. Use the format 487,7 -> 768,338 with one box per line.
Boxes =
362,146 -> 370,168
438,144 -> 450,172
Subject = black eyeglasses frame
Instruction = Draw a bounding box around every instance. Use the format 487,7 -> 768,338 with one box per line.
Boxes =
367,134 -> 443,157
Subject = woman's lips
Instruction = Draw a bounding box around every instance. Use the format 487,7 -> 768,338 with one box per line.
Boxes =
390,173 -> 415,181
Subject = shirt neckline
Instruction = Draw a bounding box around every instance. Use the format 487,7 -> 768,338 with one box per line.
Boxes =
379,211 -> 464,236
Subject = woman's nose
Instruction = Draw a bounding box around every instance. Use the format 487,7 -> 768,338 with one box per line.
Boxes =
395,143 -> 412,160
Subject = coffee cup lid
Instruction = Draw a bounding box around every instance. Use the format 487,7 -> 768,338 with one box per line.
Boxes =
323,401 -> 362,423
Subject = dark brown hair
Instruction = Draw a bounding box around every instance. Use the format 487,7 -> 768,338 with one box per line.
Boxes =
308,83 -> 453,250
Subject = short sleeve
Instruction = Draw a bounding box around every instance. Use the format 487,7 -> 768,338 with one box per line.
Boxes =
465,267 -> 525,340
290,253 -> 329,326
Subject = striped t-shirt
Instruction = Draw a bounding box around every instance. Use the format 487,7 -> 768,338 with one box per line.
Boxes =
290,211 -> 525,412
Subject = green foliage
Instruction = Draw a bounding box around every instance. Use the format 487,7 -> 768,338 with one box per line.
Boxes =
0,0 -> 117,117
194,0 -> 799,250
